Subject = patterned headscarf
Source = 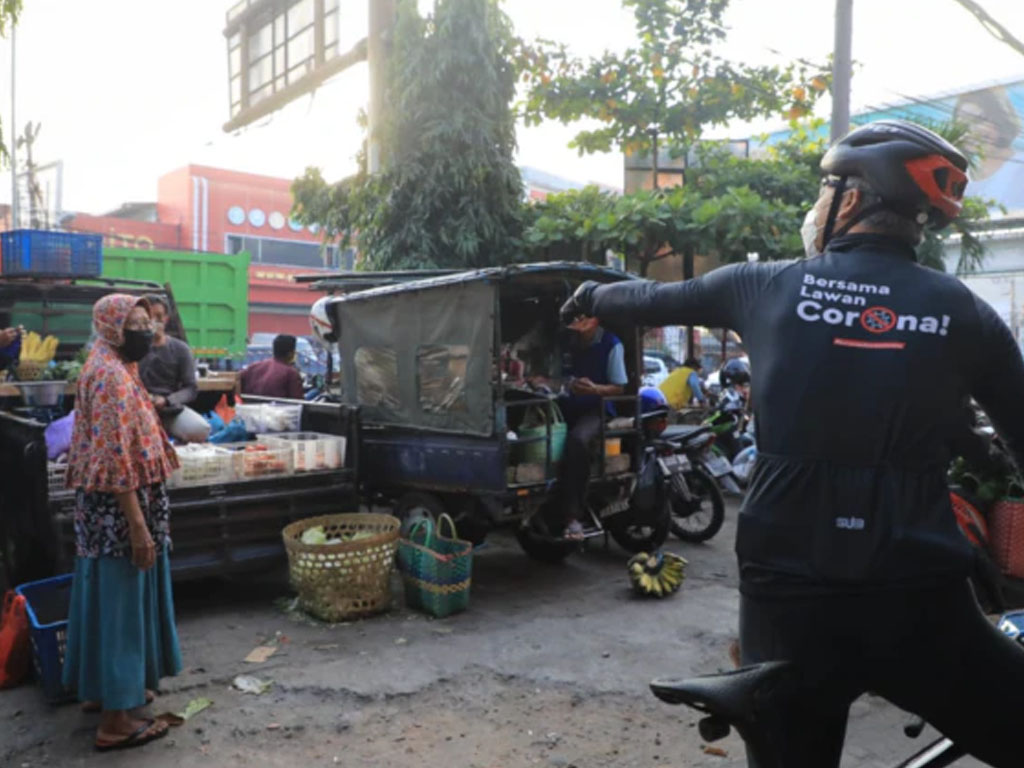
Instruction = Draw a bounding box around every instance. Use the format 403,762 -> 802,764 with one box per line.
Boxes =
68,294 -> 177,494
92,293 -> 150,349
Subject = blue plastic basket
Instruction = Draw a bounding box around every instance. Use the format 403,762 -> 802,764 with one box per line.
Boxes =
15,573 -> 74,703
1,229 -> 102,277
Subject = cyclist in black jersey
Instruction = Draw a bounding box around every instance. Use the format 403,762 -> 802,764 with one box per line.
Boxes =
561,119 -> 1024,767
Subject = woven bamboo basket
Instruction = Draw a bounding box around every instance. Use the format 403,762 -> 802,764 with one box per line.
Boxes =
282,513 -> 401,622
15,361 -> 47,381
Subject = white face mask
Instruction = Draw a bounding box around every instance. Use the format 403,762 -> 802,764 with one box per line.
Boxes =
800,207 -> 822,258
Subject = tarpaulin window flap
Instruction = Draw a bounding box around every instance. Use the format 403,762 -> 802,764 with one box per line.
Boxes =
355,346 -> 399,409
418,345 -> 469,414
336,280 -> 495,436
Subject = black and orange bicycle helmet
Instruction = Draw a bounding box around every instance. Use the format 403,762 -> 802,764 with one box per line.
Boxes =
820,119 -> 969,243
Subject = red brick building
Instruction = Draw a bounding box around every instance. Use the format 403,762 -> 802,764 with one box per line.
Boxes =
64,165 -> 348,337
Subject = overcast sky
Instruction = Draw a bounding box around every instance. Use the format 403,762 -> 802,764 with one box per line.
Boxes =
1,0 -> 1022,214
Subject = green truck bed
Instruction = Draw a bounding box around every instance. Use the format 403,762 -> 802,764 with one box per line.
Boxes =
102,247 -> 250,358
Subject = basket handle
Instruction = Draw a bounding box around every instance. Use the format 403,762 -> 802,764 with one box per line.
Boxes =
406,517 -> 436,545
548,399 -> 565,425
436,513 -> 459,541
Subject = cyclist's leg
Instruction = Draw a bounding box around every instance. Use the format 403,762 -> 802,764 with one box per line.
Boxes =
740,592 -> 855,768
871,580 -> 1024,768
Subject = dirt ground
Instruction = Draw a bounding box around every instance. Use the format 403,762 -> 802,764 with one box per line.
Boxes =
0,502 -> 984,767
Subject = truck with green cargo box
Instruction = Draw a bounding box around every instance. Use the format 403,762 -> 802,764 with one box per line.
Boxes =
101,247 -> 250,359
0,275 -> 359,591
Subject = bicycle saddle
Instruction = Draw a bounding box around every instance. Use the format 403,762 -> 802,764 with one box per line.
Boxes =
650,661 -> 794,722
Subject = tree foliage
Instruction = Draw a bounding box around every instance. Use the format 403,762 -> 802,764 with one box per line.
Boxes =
517,0 -> 830,159
292,0 -> 524,270
523,117 -> 995,276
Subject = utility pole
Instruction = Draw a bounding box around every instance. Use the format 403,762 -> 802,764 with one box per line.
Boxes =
367,0 -> 394,174
830,0 -> 853,143
10,25 -> 17,229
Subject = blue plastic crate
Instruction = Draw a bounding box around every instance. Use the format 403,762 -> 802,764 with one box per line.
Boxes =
15,573 -> 74,703
1,229 -> 103,277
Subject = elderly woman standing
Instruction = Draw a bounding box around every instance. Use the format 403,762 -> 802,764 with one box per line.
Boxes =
62,294 -> 182,751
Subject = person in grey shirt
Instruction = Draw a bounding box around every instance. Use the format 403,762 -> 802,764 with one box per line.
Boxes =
139,295 -> 211,443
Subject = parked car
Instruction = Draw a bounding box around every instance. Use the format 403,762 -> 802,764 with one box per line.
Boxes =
644,349 -> 682,373
643,355 -> 671,388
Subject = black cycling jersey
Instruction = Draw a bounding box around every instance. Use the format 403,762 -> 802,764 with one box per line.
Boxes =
579,233 -> 1024,592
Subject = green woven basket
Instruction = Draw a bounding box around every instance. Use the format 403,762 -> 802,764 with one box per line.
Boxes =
397,514 -> 473,618
516,401 -> 567,465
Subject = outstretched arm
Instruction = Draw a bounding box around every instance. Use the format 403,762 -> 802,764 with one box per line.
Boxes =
563,262 -> 777,333
971,297 -> 1024,472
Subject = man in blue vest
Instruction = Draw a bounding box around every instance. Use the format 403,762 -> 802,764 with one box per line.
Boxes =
557,314 -> 628,540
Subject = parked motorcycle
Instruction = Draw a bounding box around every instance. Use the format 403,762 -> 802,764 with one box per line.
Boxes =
658,423 -> 727,543
639,388 -> 728,544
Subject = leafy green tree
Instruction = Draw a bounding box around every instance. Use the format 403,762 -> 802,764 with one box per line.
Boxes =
517,0 -> 829,161
523,116 -> 995,277
293,0 -> 524,270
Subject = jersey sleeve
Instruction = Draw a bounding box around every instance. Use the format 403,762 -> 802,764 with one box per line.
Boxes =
587,262 -> 782,334
969,296 -> 1024,471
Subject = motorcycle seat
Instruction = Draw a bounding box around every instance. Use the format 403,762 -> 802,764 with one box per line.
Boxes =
662,424 -> 712,443
649,662 -> 794,722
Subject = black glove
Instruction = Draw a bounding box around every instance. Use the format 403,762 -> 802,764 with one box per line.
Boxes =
559,281 -> 599,325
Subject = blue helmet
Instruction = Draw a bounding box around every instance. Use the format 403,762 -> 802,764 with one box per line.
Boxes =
639,386 -> 669,416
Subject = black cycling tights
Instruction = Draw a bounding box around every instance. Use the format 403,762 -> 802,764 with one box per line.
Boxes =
740,580 -> 1024,767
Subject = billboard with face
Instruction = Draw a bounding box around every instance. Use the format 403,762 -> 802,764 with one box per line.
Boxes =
759,80 -> 1024,215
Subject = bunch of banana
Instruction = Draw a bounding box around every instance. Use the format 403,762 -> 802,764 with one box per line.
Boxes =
16,331 -> 60,380
627,551 -> 688,598
19,332 -> 60,364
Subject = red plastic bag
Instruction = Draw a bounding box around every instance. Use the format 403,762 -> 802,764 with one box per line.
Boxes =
0,591 -> 31,689
214,394 -> 236,425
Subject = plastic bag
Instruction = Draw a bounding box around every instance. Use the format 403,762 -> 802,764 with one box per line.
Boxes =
214,394 -> 236,425
204,411 -> 226,434
0,591 -> 31,689
208,418 -> 249,444
44,411 -> 75,461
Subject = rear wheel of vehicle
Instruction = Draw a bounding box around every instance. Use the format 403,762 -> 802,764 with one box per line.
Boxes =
670,467 -> 725,543
607,499 -> 671,553
516,518 -> 576,564
394,492 -> 445,538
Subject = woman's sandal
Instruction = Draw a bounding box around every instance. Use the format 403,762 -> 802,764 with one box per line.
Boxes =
82,689 -> 156,713
94,718 -> 168,752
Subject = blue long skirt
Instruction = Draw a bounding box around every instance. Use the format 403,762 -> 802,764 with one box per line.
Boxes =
61,548 -> 182,710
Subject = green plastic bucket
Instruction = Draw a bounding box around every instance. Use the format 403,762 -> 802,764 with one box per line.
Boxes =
516,401 -> 567,464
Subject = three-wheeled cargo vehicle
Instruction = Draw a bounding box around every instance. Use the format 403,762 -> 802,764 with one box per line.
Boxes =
317,262 -> 672,562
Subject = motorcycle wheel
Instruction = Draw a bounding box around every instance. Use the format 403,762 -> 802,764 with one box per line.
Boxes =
607,499 -> 671,553
670,466 -> 726,543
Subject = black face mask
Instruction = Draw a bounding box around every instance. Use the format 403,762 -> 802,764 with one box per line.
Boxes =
120,329 -> 153,362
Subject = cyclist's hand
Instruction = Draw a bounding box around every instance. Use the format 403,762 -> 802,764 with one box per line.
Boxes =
559,281 -> 599,325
